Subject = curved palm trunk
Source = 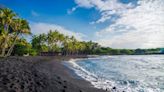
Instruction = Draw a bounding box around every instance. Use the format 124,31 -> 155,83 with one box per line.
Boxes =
1,37 -> 8,57
1,26 -> 9,57
6,32 -> 19,57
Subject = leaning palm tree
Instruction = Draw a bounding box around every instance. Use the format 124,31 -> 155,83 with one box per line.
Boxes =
6,19 -> 30,56
0,8 -> 16,57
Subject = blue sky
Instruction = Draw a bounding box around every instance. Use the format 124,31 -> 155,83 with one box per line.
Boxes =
0,0 -> 164,49
0,0 -> 103,36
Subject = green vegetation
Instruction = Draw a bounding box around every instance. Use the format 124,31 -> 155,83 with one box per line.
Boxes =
0,8 -> 31,57
0,8 -> 163,57
31,30 -> 101,55
95,47 -> 163,55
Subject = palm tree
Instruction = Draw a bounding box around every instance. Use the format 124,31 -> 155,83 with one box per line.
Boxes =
58,33 -> 65,45
6,19 -> 30,56
31,33 -> 48,55
47,30 -> 55,51
0,8 -> 16,57
69,36 -> 77,55
63,35 -> 69,55
39,33 -> 47,51
78,42 -> 86,55
47,30 -> 65,52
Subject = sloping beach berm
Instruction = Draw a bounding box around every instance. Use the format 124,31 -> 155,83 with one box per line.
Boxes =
0,56 -> 107,92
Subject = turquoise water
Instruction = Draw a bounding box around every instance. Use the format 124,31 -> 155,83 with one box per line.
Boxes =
66,55 -> 164,92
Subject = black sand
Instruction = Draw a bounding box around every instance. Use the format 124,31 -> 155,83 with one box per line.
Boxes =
0,56 -> 109,92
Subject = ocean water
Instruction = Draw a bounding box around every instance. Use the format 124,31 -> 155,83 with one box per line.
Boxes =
65,55 -> 164,92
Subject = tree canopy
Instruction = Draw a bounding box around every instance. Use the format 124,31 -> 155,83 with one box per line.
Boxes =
0,8 -> 31,57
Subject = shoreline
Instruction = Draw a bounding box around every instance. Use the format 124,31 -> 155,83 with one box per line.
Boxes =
0,56 -> 107,92
64,58 -> 117,92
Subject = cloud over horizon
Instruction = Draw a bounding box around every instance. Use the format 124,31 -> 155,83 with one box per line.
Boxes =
72,0 -> 164,49
97,0 -> 164,49
30,22 -> 86,41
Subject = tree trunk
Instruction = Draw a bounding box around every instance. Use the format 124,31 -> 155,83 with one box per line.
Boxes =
1,25 -> 9,57
1,37 -> 7,57
6,32 -> 19,57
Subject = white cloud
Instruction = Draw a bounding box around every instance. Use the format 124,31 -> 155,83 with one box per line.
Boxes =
73,0 -> 135,23
95,0 -> 164,49
67,6 -> 78,14
30,22 -> 86,41
74,0 -> 133,11
74,0 -> 94,8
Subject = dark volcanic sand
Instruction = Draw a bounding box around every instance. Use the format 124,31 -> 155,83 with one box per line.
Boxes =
0,56 -> 108,92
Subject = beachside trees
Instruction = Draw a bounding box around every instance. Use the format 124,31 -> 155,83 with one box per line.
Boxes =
31,30 -> 102,55
6,19 -> 31,56
32,33 -> 48,53
47,30 -> 65,52
32,30 -> 148,56
12,38 -> 37,56
0,8 -> 31,57
0,8 -> 16,57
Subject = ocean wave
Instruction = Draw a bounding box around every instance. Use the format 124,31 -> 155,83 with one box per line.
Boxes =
66,57 -> 162,92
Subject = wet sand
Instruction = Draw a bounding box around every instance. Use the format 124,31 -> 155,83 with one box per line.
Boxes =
0,56 -> 108,92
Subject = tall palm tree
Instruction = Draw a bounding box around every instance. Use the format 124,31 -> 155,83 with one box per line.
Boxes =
0,8 -> 16,57
58,33 -> 65,44
63,35 -> 70,55
6,19 -> 30,56
78,42 -> 86,55
39,33 -> 47,51
47,30 -> 55,51
47,30 -> 65,52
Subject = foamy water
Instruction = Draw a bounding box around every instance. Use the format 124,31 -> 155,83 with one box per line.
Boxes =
64,55 -> 164,92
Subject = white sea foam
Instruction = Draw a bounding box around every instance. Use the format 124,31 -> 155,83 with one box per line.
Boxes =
66,56 -> 163,92
67,59 -> 119,92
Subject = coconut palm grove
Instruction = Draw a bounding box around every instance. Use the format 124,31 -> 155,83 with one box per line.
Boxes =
0,8 -> 163,57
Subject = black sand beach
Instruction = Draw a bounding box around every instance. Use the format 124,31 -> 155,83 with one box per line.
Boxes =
0,56 -> 107,92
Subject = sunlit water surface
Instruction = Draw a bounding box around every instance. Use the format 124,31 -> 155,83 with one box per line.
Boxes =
65,55 -> 164,92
